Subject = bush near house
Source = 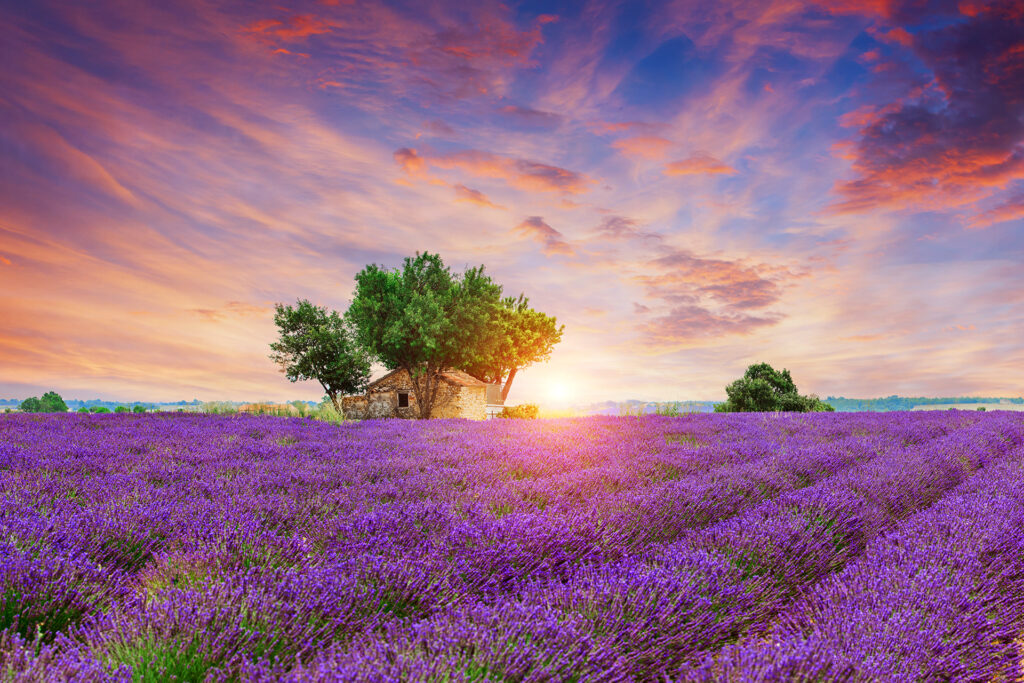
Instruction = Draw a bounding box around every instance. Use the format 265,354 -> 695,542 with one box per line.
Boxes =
500,404 -> 539,419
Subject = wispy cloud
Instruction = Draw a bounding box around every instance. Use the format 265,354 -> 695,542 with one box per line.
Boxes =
664,153 -> 737,176
514,217 -> 574,256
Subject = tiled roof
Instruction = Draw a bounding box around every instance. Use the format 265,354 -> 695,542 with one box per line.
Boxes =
366,367 -> 488,389
438,369 -> 488,387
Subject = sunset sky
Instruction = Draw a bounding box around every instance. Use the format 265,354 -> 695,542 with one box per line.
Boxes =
2,0 -> 1022,405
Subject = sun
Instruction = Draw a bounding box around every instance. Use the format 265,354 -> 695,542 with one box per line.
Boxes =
544,381 -> 574,406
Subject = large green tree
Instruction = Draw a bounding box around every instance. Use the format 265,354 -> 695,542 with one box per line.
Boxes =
19,392 -> 67,413
347,252 -> 502,418
462,294 -> 563,402
269,299 -> 371,413
715,362 -> 834,413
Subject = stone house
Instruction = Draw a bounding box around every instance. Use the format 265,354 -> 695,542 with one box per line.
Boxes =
342,368 -> 501,420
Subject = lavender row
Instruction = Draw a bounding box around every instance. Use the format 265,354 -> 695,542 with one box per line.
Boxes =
696,451 -> 1024,681
241,416 -> 1024,680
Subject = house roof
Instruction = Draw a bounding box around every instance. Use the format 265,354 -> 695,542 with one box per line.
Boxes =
366,368 -> 488,390
437,369 -> 488,387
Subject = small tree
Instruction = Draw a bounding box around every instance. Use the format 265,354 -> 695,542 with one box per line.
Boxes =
462,295 -> 563,402
348,253 -> 502,418
115,406 -> 130,413
19,397 -> 43,412
132,404 -> 147,413
39,392 -> 68,412
270,300 -> 372,413
715,363 -> 834,413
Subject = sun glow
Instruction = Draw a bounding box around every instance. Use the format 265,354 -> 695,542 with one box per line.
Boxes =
543,379 -> 574,406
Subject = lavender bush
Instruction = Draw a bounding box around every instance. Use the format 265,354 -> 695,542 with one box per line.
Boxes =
1,411 -> 1022,681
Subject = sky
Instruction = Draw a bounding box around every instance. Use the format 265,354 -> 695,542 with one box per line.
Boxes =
1,0 -> 1022,405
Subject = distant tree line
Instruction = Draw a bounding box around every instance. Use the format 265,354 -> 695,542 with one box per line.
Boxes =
824,396 -> 1023,412
271,252 -> 563,419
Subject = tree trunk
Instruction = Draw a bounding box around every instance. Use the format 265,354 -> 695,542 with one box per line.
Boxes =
328,392 -> 342,414
411,368 -> 434,419
501,367 -> 517,402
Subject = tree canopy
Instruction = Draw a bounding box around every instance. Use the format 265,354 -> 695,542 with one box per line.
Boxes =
269,299 -> 372,413
715,362 -> 834,413
19,391 -> 68,413
461,294 -> 563,402
347,252 -> 503,418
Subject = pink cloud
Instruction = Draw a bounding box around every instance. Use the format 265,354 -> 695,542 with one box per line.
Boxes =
397,147 -> 593,195
664,153 -> 737,176
453,184 -> 505,210
612,136 -> 673,160
514,216 -> 573,256
969,192 -> 1024,228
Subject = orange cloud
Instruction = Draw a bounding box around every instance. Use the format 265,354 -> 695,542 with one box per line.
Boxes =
664,153 -> 737,176
513,216 -> 573,256
245,14 -> 335,42
969,194 -> 1024,228
398,147 -> 592,195
394,147 -> 428,177
612,136 -> 673,160
453,184 -> 505,210
828,0 -> 1024,218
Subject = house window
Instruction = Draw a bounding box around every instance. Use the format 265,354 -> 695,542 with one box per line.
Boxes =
398,392 -> 409,408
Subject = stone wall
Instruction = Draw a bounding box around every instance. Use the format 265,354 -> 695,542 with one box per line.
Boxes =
432,385 -> 486,419
342,370 -> 487,419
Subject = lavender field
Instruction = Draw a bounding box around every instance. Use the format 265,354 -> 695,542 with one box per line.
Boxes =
2,412 -> 1024,681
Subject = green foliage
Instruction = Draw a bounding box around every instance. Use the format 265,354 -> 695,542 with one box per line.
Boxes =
715,362 -> 834,413
19,397 -> 42,412
132,404 -> 147,413
89,407 -> 112,414
200,401 -> 238,415
77,407 -> 90,414
977,406 -> 987,411
499,404 -> 539,419
40,392 -> 68,412
289,400 -> 311,417
348,252 -> 502,418
462,294 -> 563,402
115,406 -> 130,413
270,299 -> 372,413
19,392 -> 68,413
312,403 -> 346,424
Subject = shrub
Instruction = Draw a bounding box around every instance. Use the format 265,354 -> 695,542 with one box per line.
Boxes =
311,401 -> 346,425
19,397 -> 43,412
114,406 -> 130,414
201,402 -> 238,415
500,404 -> 539,419
21,392 -> 69,413
715,363 -> 835,413
77,407 -> 90,414
132,405 -> 147,413
90,407 -> 112,414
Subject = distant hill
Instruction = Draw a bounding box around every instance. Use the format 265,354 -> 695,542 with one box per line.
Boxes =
825,396 -> 1024,412
570,396 -> 1024,415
